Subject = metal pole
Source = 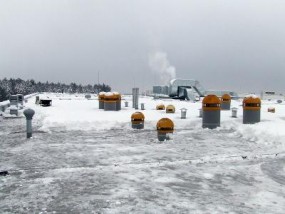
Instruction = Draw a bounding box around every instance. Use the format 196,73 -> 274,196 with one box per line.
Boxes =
23,108 -> 35,139
97,71 -> 100,94
26,120 -> 32,138
135,88 -> 139,110
132,88 -> 135,108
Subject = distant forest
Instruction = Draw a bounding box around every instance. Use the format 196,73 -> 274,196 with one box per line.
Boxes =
0,78 -> 111,102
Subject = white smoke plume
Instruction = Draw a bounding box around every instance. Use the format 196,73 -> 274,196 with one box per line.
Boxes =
148,51 -> 176,85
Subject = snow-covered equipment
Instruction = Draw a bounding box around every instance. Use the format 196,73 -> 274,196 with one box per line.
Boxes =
35,96 -> 40,104
155,79 -> 238,101
243,96 -> 261,124
132,88 -> 139,110
221,94 -> 231,110
124,101 -> 129,107
1,105 -> 6,113
39,98 -> 52,107
85,94 -> 91,99
141,103 -> 145,110
168,79 -> 206,101
153,95 -> 159,100
153,86 -> 169,96
104,92 -> 117,111
267,107 -> 275,113
166,105 -> 175,113
17,94 -> 24,106
9,106 -> 18,116
98,92 -> 105,109
9,95 -> 19,107
156,104 -> 165,110
180,108 -> 187,119
202,95 -> 221,129
23,108 -> 35,138
0,171 -> 9,176
156,118 -> 174,141
231,107 -> 238,118
113,92 -> 121,111
131,112 -> 145,129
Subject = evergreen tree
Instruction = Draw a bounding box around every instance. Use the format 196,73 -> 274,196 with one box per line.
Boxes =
0,78 -> 111,102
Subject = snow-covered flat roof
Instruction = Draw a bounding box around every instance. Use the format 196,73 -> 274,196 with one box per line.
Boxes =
1,93 -> 285,213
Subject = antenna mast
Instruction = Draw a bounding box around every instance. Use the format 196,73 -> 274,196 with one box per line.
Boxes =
98,71 -> 100,94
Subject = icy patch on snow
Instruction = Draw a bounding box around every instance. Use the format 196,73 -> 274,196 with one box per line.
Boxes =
34,177 -> 55,185
203,173 -> 214,179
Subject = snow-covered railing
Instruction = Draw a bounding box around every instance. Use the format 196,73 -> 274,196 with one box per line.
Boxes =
0,93 -> 39,111
24,93 -> 39,100
0,100 -> 10,106
0,100 -> 10,110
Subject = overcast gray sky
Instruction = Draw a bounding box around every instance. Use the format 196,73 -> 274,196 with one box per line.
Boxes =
0,0 -> 285,93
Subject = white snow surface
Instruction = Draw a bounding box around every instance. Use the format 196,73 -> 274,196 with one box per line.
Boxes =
245,94 -> 259,99
105,92 -> 114,97
31,93 -> 285,147
1,93 -> 285,213
99,92 -> 106,95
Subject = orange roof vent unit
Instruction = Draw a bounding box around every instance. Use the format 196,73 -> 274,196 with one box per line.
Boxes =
104,92 -> 118,111
156,118 -> 174,141
156,104 -> 165,110
202,95 -> 221,129
113,92 -> 121,100
156,118 -> 174,133
113,92 -> 121,111
98,92 -> 106,109
131,112 -> 145,129
243,96 -> 261,111
242,95 -> 261,124
104,92 -> 118,101
99,92 -> 106,100
202,95 -> 221,111
221,94 -> 231,102
221,94 -> 231,110
131,112 -> 145,122
166,105 -> 176,113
